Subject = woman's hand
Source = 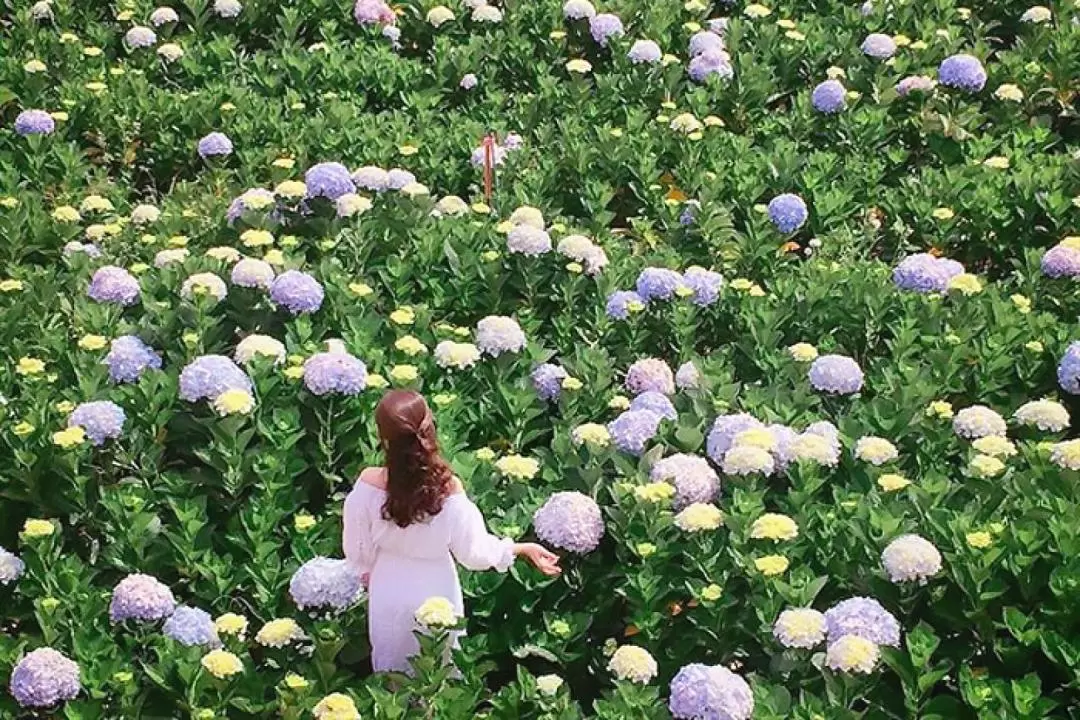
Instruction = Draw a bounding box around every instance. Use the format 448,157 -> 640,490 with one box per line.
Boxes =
514,543 -> 562,576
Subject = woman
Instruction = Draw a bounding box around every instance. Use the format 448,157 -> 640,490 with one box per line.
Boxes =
343,390 -> 561,673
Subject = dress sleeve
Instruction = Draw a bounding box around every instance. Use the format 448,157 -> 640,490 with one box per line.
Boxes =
449,496 -> 514,572
342,487 -> 376,576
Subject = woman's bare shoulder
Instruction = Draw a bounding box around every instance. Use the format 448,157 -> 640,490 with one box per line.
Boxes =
446,476 -> 466,497
357,467 -> 388,490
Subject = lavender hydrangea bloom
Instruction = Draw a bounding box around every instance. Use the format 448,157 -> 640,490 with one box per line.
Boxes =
507,225 -> 553,256
197,132 -> 233,158
109,573 -> 176,623
0,546 -> 25,585
88,266 -> 140,306
628,39 -> 662,64
630,391 -> 677,421
14,109 -> 55,136
382,24 -> 402,46
650,453 -> 719,509
607,410 -> 662,455
563,0 -> 596,19
67,401 -> 125,445
589,13 -> 624,46
767,193 -> 808,234
896,75 -> 935,96
938,54 -> 987,92
636,268 -> 685,301
892,253 -> 964,292
533,491 -> 604,553
1058,342 -> 1080,394
625,358 -> 675,395
689,30 -> 724,56
811,80 -> 846,114
682,267 -> 723,306
305,162 -> 356,200
861,32 -> 896,58
289,557 -> 364,612
387,168 -> 416,190
460,73 -> 478,90
352,166 -> 390,191
669,664 -> 754,720
689,50 -> 733,82
163,606 -> 221,647
104,336 -> 161,383
303,352 -> 367,396
808,354 -> 864,395
675,361 -> 701,389
824,597 -> 901,646
768,423 -> 799,470
1041,245 -> 1080,278
125,26 -> 157,48
532,363 -> 568,402
231,257 -> 276,288
10,648 -> 81,708
706,413 -> 764,462
269,270 -> 324,314
476,316 -> 527,356
354,0 -> 394,24
606,290 -> 645,320
179,355 -> 252,402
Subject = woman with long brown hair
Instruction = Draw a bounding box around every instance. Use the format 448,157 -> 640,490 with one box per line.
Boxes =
343,390 -> 561,673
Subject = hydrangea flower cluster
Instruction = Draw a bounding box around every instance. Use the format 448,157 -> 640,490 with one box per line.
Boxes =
767,193 -> 808,234
231,258 -> 276,288
163,606 -> 221,647
952,405 -> 1007,439
668,663 -> 754,720
305,162 -> 356,200
109,573 -> 176,623
881,534 -> 942,584
607,410 -> 661,455
589,13 -> 624,46
197,132 -> 233,158
103,336 -> 161,383
0,546 -> 26,585
14,109 -> 55,136
824,596 -> 901,647
9,648 -> 81,709
178,355 -> 253,402
533,492 -> 604,553
531,363 -> 568,401
808,354 -> 864,395
630,391 -> 676,421
68,401 -> 126,445
892,253 -> 965,293
289,558 -> 364,612
475,316 -> 527,356
303,352 -> 368,396
88,266 -> 140,306
1058,342 -> 1080,394
625,358 -> 675,395
811,79 -> 846,114
938,53 -> 987,92
269,270 -> 325,314
606,290 -> 646,320
650,453 -> 719,509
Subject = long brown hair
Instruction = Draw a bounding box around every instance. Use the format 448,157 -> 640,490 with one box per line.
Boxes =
375,390 -> 454,528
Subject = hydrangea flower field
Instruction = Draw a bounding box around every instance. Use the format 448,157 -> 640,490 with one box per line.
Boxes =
2,0 -> 1080,717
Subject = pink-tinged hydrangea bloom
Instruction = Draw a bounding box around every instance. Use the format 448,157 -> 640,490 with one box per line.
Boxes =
563,0 -> 596,20
10,648 -> 81,708
352,165 -> 390,191
124,26 -> 157,48
650,453 -> 719,509
0,546 -> 25,585
628,39 -> 662,64
289,557 -> 364,612
625,358 -> 674,395
675,361 -> 701,389
669,664 -> 754,720
533,491 -> 604,553
109,573 -> 176,623
860,32 -> 896,58
689,30 -> 724,56
354,0 -> 395,25
896,75 -> 935,96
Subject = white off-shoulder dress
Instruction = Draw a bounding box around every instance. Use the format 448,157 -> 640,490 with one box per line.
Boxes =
342,477 -> 514,673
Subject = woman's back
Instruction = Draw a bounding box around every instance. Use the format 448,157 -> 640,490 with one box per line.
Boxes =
345,474 -> 461,562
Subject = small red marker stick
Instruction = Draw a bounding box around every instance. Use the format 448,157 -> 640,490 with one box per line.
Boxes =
482,133 -> 496,204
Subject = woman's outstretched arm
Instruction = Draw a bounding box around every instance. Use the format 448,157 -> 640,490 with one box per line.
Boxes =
450,496 -> 561,576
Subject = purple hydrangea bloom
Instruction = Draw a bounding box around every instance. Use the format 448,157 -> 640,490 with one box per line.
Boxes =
607,410 -> 662,455
675,361 -> 701,389
824,596 -> 901,646
269,270 -> 324,314
1041,245 -> 1080,279
305,162 -> 356,200
689,30 -> 724,56
811,80 -> 846,114
88,265 -> 140,306
460,73 -> 478,90
103,335 -> 161,383
589,13 -> 624,45
636,268 -> 685,301
303,352 -> 367,396
387,168 -> 416,190
892,253 -> 964,292
938,54 -> 987,92
896,75 -> 935,96
14,109 -> 55,136
707,17 -> 728,33
861,32 -> 896,58
0,546 -> 26,585
689,50 -> 733,83
563,0 -> 595,19
606,290 -> 645,320
354,0 -> 394,24
767,193 -> 808,234
628,39 -> 662,64
650,453 -> 719,509
706,413 -> 764,463
808,354 -> 864,395
382,24 -> 401,45
163,606 -> 220,647
682,267 -> 723,306
352,166 -> 390,191
197,132 -> 233,158
9,648 -> 81,709
679,204 -> 698,226
625,358 -> 675,395
289,557 -> 364,612
63,241 -> 102,258
669,664 -> 754,720
768,423 -> 799,469
1057,342 -> 1080,394
533,491 -> 604,553
109,573 -> 176,623
179,355 -> 252,402
67,401 -> 125,445
125,26 -> 157,48
532,363 -> 568,402
231,257 -> 276,288
630,391 -> 677,421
